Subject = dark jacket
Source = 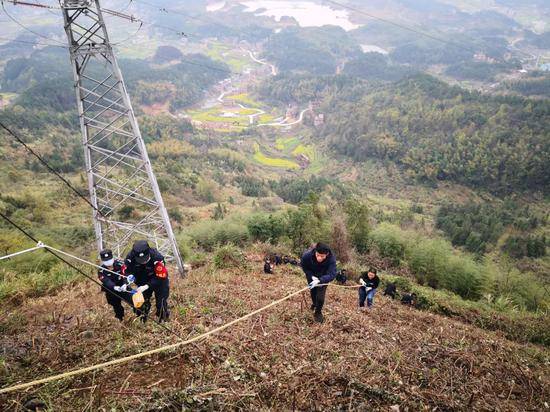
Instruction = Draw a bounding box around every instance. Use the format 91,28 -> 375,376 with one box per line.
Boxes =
125,248 -> 167,287
264,261 -> 273,274
97,259 -> 126,291
300,248 -> 337,284
360,273 -> 380,290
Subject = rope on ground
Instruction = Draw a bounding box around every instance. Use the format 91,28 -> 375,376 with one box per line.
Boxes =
0,286 -> 309,394
0,243 -> 45,261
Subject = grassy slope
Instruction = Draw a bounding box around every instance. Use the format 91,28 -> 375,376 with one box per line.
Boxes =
0,253 -> 548,410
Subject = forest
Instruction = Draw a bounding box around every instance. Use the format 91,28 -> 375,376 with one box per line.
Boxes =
436,201 -> 547,256
1,47 -> 229,115
260,73 -> 550,193
262,26 -> 361,75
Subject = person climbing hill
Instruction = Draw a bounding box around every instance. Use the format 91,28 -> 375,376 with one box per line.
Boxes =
125,240 -> 170,322
97,249 -> 132,321
358,268 -> 380,311
300,242 -> 337,323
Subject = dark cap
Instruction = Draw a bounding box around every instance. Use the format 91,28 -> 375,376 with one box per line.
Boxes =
314,242 -> 331,255
132,240 -> 151,264
99,249 -> 113,261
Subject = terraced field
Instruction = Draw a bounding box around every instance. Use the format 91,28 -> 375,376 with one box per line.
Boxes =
204,42 -> 250,72
252,142 -> 300,169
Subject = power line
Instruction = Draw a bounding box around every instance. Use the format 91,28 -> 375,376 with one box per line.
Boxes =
324,0 -> 477,54
136,0 -> 530,65
132,0 -> 264,41
1,1 -> 238,75
0,0 -> 67,46
129,0 -> 520,69
324,0 -> 534,62
0,34 -> 66,48
0,121 -> 102,215
1,0 -> 191,39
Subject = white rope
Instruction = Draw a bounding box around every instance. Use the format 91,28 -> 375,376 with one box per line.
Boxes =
0,244 -> 368,393
43,244 -> 129,279
0,286 -> 309,394
0,242 -> 45,261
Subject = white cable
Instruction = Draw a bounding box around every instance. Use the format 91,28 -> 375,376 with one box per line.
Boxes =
43,244 -> 129,278
0,243 -> 45,261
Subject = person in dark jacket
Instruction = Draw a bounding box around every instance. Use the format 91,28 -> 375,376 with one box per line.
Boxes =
401,292 -> 417,307
125,240 -> 170,322
97,249 -> 132,321
300,243 -> 337,323
263,259 -> 273,274
383,282 -> 397,299
335,268 -> 348,285
358,268 -> 380,310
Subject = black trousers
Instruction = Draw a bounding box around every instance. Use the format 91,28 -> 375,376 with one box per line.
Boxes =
310,285 -> 327,314
105,290 -> 132,320
142,278 -> 170,321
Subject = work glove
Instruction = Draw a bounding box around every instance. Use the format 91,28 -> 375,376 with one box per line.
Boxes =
360,279 -> 366,287
365,287 -> 372,292
113,285 -> 127,293
308,276 -> 320,289
136,285 -> 149,294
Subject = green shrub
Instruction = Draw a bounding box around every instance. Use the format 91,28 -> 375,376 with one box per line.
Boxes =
0,251 -> 59,276
213,244 -> 246,269
345,199 -> 370,253
187,219 -> 249,251
285,202 -> 331,254
407,237 -> 487,299
379,273 -> 413,293
369,223 -> 408,266
407,237 -> 449,289
382,273 -> 549,345
440,254 -> 487,300
489,264 -> 549,312
247,213 -> 286,244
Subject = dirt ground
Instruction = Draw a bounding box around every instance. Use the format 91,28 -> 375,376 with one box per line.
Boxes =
0,258 -> 548,411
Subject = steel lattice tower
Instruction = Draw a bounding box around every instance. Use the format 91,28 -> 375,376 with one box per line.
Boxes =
61,0 -> 184,273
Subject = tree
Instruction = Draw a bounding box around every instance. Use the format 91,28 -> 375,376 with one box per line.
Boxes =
345,199 -> 370,253
331,217 -> 351,263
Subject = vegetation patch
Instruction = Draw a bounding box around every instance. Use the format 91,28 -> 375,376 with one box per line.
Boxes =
275,137 -> 300,152
252,143 -> 299,169
226,93 -> 262,108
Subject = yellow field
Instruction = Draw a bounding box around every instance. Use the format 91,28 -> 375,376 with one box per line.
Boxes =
292,144 -> 315,159
226,93 -> 262,108
252,143 -> 299,169
275,137 -> 300,151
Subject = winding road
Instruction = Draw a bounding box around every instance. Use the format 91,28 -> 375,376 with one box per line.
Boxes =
206,48 -> 309,128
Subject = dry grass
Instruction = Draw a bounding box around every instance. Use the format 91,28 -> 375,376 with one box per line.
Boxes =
0,254 -> 548,411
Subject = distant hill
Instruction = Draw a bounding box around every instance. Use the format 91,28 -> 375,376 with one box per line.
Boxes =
316,74 -> 549,193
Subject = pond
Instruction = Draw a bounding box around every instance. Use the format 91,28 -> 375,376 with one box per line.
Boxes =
361,44 -> 388,54
238,1 -> 361,31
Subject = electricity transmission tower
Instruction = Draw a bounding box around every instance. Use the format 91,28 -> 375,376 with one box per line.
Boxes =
60,0 -> 184,273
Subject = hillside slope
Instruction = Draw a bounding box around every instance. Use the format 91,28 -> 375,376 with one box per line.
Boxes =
0,253 -> 548,411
